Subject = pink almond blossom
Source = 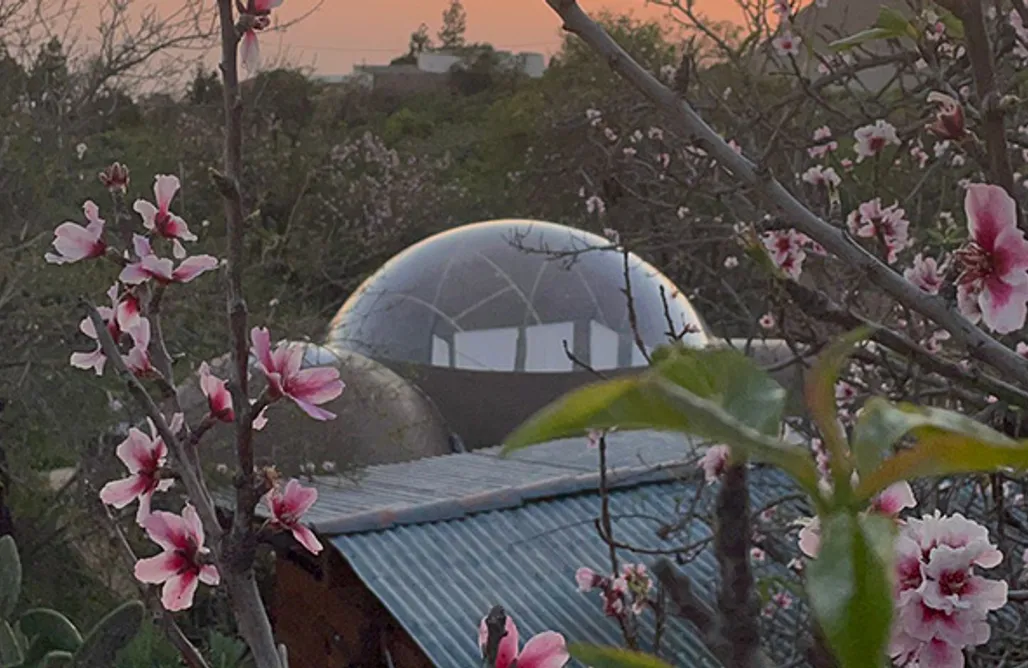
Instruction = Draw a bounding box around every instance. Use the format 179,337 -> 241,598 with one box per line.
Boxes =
773,31 -> 801,57
99,420 -> 173,525
199,361 -> 234,422
576,566 -> 600,592
699,445 -> 730,484
134,175 -> 196,259
123,317 -> 154,376
890,512 -> 1007,665
478,615 -> 569,668
761,229 -> 807,279
954,184 -> 1028,333
44,201 -> 107,265
120,234 -> 218,286
904,253 -> 946,295
70,285 -> 142,375
846,198 -> 910,263
250,327 -> 344,420
262,479 -> 322,554
798,481 -> 916,559
135,504 -> 220,611
808,125 -> 838,159
239,0 -> 283,73
801,165 -> 841,188
854,120 -> 900,162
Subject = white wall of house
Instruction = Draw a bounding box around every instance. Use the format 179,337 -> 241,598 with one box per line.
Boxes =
416,50 -> 547,78
417,52 -> 464,73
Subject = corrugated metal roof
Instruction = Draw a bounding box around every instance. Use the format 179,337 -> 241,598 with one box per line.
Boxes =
291,430 -> 702,533
331,466 -> 808,668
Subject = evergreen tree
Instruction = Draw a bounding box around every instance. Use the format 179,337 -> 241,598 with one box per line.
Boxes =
437,0 -> 467,49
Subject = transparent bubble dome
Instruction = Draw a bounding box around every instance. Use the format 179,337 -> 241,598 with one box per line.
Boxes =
326,220 -> 709,373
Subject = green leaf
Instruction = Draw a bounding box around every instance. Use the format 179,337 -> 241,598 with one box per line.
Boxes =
854,402 -> 1028,500
502,345 -> 820,499
875,7 -> 920,41
18,609 -> 83,658
650,378 -> 821,498
71,601 -> 143,668
502,376 -> 692,449
654,346 -> 786,436
936,7 -> 965,40
0,619 -> 22,667
503,345 -> 787,450
806,512 -> 893,668
569,644 -> 675,668
829,28 -> 896,51
0,537 -> 21,620
806,328 -> 873,493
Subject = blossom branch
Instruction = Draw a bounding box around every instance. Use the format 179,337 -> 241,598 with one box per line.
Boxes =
98,502 -> 211,668
82,300 -> 220,535
936,0 -> 1017,202
780,281 -> 1028,409
214,1 -> 289,665
540,0 -> 1028,387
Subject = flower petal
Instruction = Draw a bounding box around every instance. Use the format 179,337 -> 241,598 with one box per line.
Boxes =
133,199 -> 158,228
119,262 -> 151,285
115,427 -> 155,473
516,631 -> 570,668
291,524 -> 323,555
154,175 -> 180,212
980,277 -> 1028,334
182,504 -> 205,547
250,327 -> 274,374
171,255 -> 218,283
198,564 -> 220,586
283,479 -> 319,515
161,571 -> 199,611
965,183 -> 1017,252
134,551 -> 185,584
143,510 -> 191,552
99,475 -> 147,508
240,31 -> 261,73
289,395 -> 337,421
70,347 -> 106,375
288,367 -> 344,406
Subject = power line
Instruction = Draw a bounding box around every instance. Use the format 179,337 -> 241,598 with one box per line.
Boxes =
278,40 -> 563,54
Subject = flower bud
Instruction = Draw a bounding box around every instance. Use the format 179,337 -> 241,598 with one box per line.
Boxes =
926,92 -> 966,140
99,162 -> 130,193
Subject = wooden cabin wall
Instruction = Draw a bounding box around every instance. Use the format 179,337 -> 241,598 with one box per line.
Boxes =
272,548 -> 434,668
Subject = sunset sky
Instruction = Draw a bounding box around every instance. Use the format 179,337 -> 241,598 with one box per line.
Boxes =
202,0 -> 744,75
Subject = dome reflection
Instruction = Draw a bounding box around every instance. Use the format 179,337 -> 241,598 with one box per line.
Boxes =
327,219 -> 708,373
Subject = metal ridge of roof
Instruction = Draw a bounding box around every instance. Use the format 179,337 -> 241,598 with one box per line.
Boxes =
312,458 -> 695,535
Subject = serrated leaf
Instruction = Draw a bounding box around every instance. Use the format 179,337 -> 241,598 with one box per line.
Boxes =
0,537 -> 20,620
854,403 -> 1028,500
71,601 -> 143,668
806,512 -> 893,668
569,644 -> 674,668
829,27 -> 896,51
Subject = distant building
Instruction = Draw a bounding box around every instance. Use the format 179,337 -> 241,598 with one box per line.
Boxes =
316,47 -> 548,97
416,50 -> 546,78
